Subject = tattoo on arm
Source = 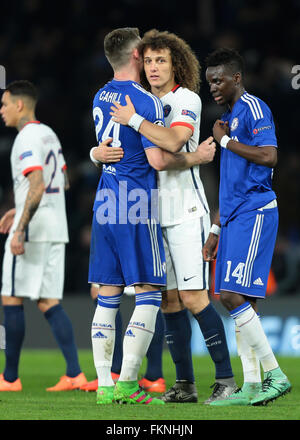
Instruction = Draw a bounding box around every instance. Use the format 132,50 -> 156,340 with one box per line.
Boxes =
16,170 -> 45,232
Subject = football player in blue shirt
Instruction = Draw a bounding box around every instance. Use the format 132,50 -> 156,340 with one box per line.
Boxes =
88,27 -> 215,405
203,48 -> 291,406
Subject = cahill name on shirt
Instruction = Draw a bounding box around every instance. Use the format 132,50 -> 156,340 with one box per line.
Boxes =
99,90 -> 122,103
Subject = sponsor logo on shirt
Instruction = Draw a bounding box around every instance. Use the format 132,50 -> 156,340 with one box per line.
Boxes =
181,109 -> 197,120
103,164 -> 116,175
253,125 -> 272,134
19,150 -> 33,160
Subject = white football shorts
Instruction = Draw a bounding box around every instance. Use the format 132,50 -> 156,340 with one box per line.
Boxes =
162,214 -> 210,291
1,239 -> 65,300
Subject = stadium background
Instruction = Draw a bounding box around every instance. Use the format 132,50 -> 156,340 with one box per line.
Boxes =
0,0 -> 299,356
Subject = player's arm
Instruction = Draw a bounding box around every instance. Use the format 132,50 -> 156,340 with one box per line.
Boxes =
213,120 -> 277,167
0,208 -> 16,234
145,136 -> 215,171
110,95 -> 191,153
10,169 -> 45,255
63,168 -> 70,191
202,211 -> 221,262
90,138 -> 124,164
91,136 -> 215,170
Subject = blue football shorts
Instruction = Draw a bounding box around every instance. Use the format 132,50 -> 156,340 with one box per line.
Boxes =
214,205 -> 278,299
88,212 -> 166,287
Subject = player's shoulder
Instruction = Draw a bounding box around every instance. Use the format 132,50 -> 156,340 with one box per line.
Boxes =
239,92 -> 272,120
176,86 -> 200,101
16,122 -> 59,150
15,121 -> 43,142
93,80 -> 112,103
172,87 -> 201,112
131,82 -> 161,104
130,82 -> 163,118
166,87 -> 201,113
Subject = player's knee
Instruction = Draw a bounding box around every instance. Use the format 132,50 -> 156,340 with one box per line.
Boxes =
161,289 -> 182,313
220,291 -> 244,311
90,283 -> 99,300
1,296 -> 23,306
37,298 -> 60,313
179,289 -> 209,314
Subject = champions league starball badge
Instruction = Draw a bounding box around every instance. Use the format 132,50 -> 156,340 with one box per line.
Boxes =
231,117 -> 239,131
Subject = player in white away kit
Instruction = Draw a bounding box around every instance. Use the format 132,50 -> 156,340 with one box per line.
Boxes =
106,29 -> 237,404
0,80 -> 87,391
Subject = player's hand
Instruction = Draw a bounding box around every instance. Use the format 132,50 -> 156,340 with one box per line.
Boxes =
10,230 -> 25,255
202,234 -> 219,261
0,208 -> 16,234
110,95 -> 136,125
213,120 -> 229,143
92,138 -> 124,163
196,136 -> 216,164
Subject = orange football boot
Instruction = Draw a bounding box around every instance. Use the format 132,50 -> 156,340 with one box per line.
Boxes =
111,372 -> 120,383
46,372 -> 87,391
0,373 -> 22,391
79,378 -> 98,392
138,377 -> 166,393
80,372 -> 120,392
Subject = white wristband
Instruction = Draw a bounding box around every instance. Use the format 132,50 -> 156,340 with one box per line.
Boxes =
210,224 -> 221,236
90,146 -> 100,164
128,113 -> 145,132
220,135 -> 231,149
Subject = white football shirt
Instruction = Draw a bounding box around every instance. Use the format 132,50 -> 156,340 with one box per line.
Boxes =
158,86 -> 209,227
10,121 -> 69,243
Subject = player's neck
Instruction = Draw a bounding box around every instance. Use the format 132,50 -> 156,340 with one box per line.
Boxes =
114,67 -> 140,84
228,87 -> 245,111
151,81 -> 176,99
16,113 -> 37,131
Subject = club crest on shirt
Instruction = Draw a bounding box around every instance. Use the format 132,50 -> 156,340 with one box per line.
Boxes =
163,104 -> 171,117
231,117 -> 239,131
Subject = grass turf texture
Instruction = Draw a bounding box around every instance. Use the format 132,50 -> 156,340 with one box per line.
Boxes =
0,350 -> 299,420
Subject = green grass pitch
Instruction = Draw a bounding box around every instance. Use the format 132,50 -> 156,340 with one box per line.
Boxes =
0,349 -> 299,421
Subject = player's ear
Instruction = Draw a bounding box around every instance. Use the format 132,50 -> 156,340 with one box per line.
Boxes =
234,72 -> 242,86
16,98 -> 25,112
132,48 -> 140,61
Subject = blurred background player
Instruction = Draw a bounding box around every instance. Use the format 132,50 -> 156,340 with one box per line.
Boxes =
108,29 -> 237,404
0,80 -> 87,391
203,48 -> 291,406
89,27 -> 214,405
80,284 -> 166,393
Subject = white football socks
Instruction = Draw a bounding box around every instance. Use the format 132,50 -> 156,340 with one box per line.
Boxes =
91,293 -> 122,387
235,323 -> 261,383
232,302 -> 278,373
119,291 -> 161,382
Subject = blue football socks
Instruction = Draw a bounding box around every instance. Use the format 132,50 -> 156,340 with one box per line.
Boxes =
194,303 -> 233,379
144,308 -> 165,381
44,304 -> 81,378
112,309 -> 123,374
3,305 -> 25,382
164,309 -> 195,383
